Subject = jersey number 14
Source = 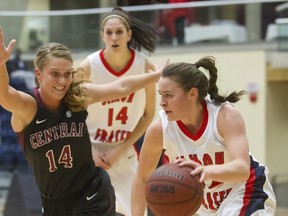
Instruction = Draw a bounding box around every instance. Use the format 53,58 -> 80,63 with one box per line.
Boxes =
108,106 -> 128,126
46,145 -> 73,172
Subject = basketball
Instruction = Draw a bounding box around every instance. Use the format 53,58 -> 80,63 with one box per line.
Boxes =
145,163 -> 204,216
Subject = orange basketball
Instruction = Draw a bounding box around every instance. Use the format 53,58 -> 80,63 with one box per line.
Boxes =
145,163 -> 204,216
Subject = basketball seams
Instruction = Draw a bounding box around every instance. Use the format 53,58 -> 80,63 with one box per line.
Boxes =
184,192 -> 203,215
146,179 -> 199,204
147,192 -> 203,216
147,178 -> 198,190
145,163 -> 204,216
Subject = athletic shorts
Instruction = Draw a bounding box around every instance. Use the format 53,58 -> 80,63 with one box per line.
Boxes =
41,167 -> 116,216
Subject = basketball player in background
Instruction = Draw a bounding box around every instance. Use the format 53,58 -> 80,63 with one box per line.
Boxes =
132,57 -> 276,215
78,6 -> 163,216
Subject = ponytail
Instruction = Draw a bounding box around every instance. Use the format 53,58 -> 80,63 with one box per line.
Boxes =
196,56 -> 246,103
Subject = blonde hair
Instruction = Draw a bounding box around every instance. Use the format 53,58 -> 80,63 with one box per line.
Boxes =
33,43 -> 92,112
64,67 -> 92,112
34,43 -> 73,87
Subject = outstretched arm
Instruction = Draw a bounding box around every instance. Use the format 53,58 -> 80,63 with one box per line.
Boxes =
0,27 -> 37,132
84,59 -> 168,105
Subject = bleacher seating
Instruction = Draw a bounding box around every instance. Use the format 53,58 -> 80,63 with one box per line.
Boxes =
0,76 -> 29,171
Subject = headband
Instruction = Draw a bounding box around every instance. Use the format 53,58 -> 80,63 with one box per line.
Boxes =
101,15 -> 130,29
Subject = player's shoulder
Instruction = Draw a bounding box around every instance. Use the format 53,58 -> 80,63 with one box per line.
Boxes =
132,49 -> 147,62
217,102 -> 245,132
219,102 -> 241,118
87,49 -> 102,58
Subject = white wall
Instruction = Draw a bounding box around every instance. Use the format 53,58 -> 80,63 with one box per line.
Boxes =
266,83 -> 288,178
19,0 -> 50,50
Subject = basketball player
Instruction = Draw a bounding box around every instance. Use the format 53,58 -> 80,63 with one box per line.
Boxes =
78,6 -> 160,216
131,57 -> 276,216
0,26 -> 166,216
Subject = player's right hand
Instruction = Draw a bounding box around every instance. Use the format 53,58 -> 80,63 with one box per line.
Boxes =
0,27 -> 16,65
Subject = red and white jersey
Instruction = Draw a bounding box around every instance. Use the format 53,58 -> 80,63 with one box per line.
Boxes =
160,98 -> 276,215
86,48 -> 146,145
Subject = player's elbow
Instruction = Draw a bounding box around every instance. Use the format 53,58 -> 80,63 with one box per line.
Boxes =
142,110 -> 155,125
239,161 -> 250,181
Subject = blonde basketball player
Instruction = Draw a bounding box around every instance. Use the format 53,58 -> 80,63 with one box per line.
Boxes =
0,26 -> 165,216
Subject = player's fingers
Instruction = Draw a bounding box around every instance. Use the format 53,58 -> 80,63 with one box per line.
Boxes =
158,58 -> 169,69
0,27 -> 16,53
198,171 -> 206,183
190,166 -> 202,176
105,160 -> 111,167
149,58 -> 170,74
7,39 -> 16,54
0,26 -> 4,42
100,157 -> 111,169
178,159 -> 200,169
96,160 -> 110,170
102,163 -> 111,170
174,158 -> 185,164
158,58 -> 169,67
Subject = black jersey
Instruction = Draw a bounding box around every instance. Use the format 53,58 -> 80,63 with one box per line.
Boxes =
17,88 -> 95,198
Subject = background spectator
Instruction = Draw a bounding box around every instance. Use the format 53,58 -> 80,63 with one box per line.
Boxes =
168,0 -> 195,45
6,48 -> 26,73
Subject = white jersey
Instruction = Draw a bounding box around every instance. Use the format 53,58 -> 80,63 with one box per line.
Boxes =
86,48 -> 146,146
86,48 -> 147,216
160,98 -> 276,216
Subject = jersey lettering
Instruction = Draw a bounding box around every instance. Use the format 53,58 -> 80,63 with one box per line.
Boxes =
202,188 -> 232,210
30,123 -> 84,149
94,128 -> 131,143
176,151 -> 232,211
46,145 -> 73,172
177,152 -> 224,166
101,92 -> 135,105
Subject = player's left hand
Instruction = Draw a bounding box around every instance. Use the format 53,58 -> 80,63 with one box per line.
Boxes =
174,158 -> 205,183
100,145 -> 126,170
92,146 -> 111,169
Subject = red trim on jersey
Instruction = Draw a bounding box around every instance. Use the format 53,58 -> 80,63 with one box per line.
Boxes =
33,88 -> 45,108
239,167 -> 255,216
176,100 -> 208,141
162,153 -> 170,164
99,48 -> 135,77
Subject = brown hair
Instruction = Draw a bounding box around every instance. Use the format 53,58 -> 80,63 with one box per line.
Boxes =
162,56 -> 246,103
101,6 -> 158,53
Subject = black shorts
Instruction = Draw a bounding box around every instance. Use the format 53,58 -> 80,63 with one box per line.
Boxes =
41,167 -> 116,216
